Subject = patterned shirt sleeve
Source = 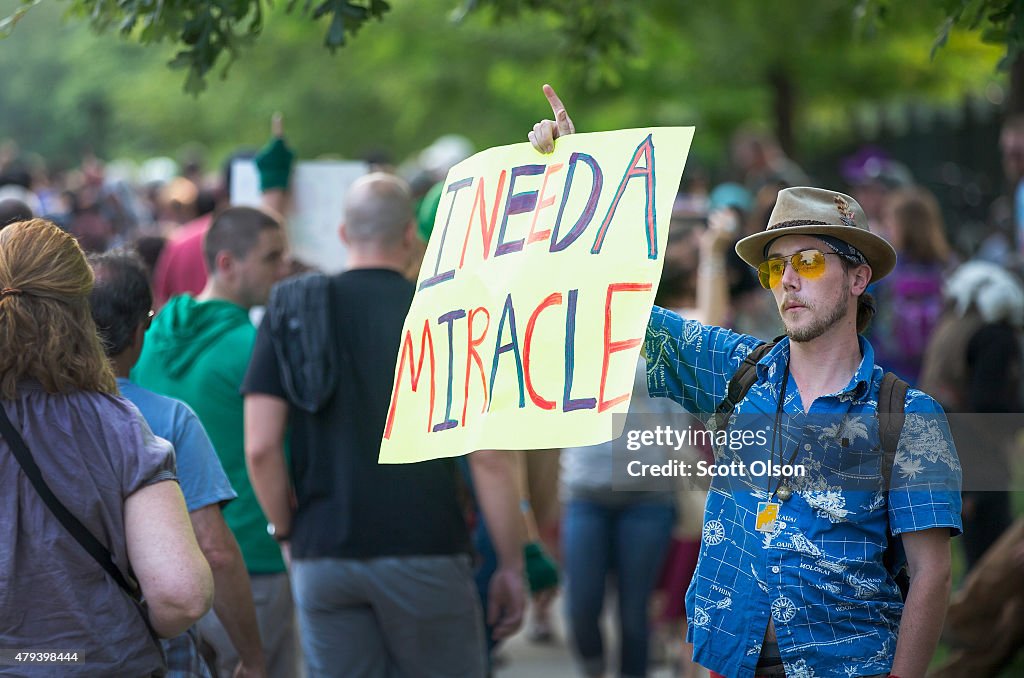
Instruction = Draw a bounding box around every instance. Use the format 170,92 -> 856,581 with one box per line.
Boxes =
644,305 -> 763,414
887,388 -> 963,536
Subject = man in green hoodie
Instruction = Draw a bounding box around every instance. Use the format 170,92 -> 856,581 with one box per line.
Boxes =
133,204 -> 294,677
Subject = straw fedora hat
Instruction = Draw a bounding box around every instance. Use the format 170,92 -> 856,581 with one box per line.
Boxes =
735,186 -> 897,283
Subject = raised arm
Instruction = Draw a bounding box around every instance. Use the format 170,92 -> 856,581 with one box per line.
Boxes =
528,84 -> 576,153
256,113 -> 294,218
695,209 -> 738,328
125,480 -> 214,638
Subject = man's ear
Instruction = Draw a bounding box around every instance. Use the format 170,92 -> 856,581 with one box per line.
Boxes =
213,250 -> 234,277
339,222 -> 350,247
404,219 -> 418,248
850,264 -> 872,295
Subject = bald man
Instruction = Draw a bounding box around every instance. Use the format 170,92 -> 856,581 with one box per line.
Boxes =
243,173 -> 526,678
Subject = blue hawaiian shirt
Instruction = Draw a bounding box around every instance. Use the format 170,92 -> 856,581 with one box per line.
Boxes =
645,306 -> 962,678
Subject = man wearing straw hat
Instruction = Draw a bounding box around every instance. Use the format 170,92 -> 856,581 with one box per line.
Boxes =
530,86 -> 962,678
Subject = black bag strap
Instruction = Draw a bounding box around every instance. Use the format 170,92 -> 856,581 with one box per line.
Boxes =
0,401 -> 141,601
710,337 -> 781,432
877,372 -> 908,493
712,350 -> 909,478
877,372 -> 909,587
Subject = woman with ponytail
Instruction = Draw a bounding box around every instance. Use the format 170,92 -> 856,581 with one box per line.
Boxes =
0,219 -> 213,676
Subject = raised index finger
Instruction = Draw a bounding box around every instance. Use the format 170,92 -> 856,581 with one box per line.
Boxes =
271,112 -> 284,138
543,83 -> 574,135
543,83 -> 566,118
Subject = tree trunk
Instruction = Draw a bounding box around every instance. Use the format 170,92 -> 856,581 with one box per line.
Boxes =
769,65 -> 796,159
1008,53 -> 1024,116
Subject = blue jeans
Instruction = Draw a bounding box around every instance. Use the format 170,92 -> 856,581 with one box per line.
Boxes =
563,499 -> 675,678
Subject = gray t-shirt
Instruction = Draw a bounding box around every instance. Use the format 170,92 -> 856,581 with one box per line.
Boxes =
1,381 -> 177,676
561,358 -> 696,504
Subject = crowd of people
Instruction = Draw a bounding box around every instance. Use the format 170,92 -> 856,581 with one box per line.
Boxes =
0,84 -> 1022,678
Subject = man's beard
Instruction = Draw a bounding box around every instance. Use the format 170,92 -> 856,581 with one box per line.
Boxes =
784,280 -> 850,343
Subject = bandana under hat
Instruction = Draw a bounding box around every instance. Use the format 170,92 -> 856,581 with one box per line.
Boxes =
763,234 -> 868,266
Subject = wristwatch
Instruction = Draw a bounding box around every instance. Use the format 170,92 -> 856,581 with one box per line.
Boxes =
266,522 -> 290,543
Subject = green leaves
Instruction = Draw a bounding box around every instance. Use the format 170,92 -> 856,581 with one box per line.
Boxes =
459,0 -> 636,89
865,0 -> 1024,69
0,0 -> 1006,170
312,0 -> 369,49
3,0 -> 1017,95
0,0 -> 41,37
31,0 -> 391,93
53,0 -> 262,93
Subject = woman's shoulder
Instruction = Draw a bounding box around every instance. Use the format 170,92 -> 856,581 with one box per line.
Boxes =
15,384 -> 148,445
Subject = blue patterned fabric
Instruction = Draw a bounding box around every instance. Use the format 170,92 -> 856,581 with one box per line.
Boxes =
645,306 -> 962,678
161,626 -> 212,678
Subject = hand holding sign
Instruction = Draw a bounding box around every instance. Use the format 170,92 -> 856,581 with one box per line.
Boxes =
529,84 -> 576,154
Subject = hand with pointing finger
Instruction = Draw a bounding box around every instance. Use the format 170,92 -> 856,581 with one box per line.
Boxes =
528,84 -> 575,154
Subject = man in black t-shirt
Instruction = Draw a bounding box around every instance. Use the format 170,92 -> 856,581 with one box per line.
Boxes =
242,172 -> 526,678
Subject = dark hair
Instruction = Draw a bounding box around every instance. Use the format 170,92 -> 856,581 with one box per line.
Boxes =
203,206 -> 281,272
0,199 -> 33,230
838,257 -> 877,334
132,235 -> 166,276
856,292 -> 876,334
88,251 -> 153,357
195,189 -> 217,218
0,166 -> 32,190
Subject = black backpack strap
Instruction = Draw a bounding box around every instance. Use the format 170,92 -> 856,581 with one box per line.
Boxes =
877,373 -> 910,594
0,402 -> 141,601
877,372 -> 908,492
710,338 -> 781,433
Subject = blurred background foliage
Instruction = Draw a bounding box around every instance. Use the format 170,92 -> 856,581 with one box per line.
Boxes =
0,0 -> 1007,174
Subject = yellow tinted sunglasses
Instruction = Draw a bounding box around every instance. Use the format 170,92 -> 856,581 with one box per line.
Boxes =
757,249 -> 845,289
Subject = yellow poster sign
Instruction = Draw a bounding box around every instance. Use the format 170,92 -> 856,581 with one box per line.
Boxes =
380,127 -> 694,463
